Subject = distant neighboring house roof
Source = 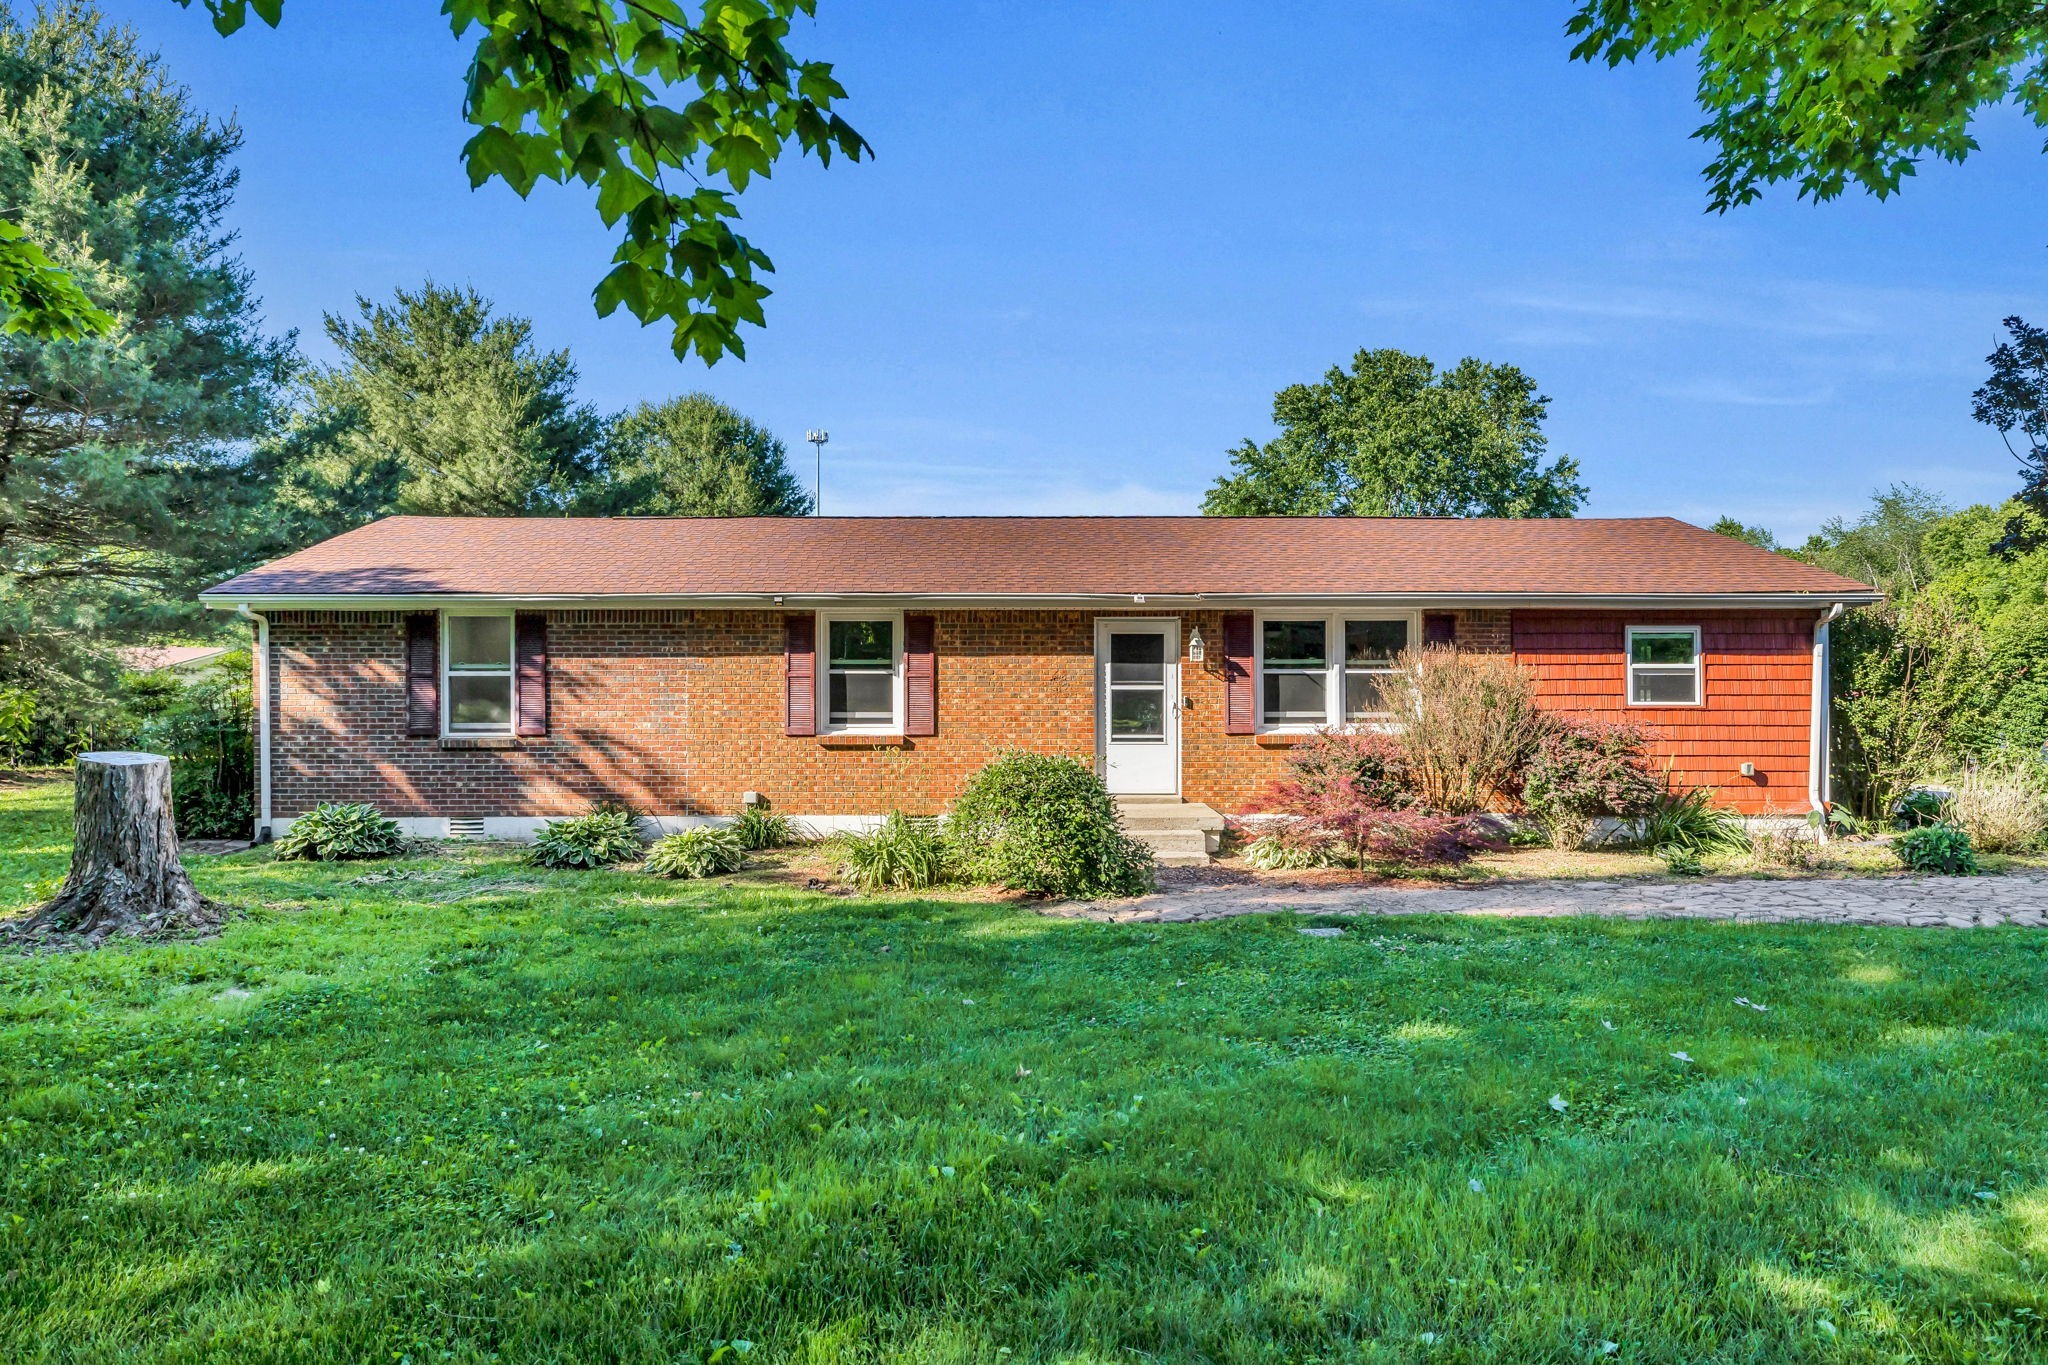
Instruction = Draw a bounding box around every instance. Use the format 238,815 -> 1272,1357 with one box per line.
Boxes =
118,644 -> 233,673
201,515 -> 1879,604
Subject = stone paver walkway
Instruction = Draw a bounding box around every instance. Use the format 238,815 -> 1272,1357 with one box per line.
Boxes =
1046,870 -> 2048,928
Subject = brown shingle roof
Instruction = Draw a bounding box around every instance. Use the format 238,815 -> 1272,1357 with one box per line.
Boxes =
202,515 -> 1876,601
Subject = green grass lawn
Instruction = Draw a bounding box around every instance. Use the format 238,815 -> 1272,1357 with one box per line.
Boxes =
2,777 -> 2045,1363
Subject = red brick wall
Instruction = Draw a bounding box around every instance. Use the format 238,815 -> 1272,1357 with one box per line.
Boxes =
264,606 -> 1819,820
1511,609 -> 1818,815
266,608 -> 1298,819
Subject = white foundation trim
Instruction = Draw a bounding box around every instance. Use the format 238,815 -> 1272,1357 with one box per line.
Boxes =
266,813 -> 894,843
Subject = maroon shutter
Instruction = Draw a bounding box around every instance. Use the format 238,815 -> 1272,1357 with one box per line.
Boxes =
1222,611 -> 1254,735
904,613 -> 936,737
404,612 -> 439,738
514,611 -> 548,737
784,613 -> 816,737
1423,612 -> 1456,647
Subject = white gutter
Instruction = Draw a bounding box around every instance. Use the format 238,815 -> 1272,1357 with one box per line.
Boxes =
235,604 -> 272,842
1808,602 -> 1847,832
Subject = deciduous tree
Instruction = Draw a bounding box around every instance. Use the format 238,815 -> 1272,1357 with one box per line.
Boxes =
166,0 -> 869,362
1201,349 -> 1585,518
1567,1 -> 2048,210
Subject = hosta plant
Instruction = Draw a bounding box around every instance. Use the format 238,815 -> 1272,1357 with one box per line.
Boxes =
644,826 -> 747,879
272,803 -> 407,861
529,805 -> 644,870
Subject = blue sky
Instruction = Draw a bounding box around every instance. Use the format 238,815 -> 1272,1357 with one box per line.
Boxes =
100,1 -> 2048,536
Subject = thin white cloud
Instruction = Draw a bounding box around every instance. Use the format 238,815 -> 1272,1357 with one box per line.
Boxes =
1649,377 -> 1837,407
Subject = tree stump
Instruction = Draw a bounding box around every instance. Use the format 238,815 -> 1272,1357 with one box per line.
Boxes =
12,752 -> 225,945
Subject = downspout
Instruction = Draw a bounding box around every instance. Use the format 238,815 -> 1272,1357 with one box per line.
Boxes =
1809,602 -> 1846,834
236,604 -> 272,841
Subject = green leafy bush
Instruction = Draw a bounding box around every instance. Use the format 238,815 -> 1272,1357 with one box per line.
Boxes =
273,803 -> 407,861
644,826 -> 747,879
1660,846 -> 1705,876
529,804 -> 644,869
946,752 -> 1153,898
1895,823 -> 1978,875
731,805 -> 796,850
838,813 -> 950,892
1518,718 -> 1660,849
1634,785 -> 1750,857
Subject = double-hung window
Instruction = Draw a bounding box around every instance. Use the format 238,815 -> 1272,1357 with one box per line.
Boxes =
1342,619 -> 1409,720
1627,626 -> 1701,705
1261,619 -> 1330,726
444,612 -> 515,734
1260,613 -> 1416,728
823,614 -> 900,730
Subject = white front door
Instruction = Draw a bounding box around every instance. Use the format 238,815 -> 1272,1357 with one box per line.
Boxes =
1096,619 -> 1180,795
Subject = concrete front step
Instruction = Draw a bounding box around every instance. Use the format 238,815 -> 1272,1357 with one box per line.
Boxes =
1115,798 -> 1225,865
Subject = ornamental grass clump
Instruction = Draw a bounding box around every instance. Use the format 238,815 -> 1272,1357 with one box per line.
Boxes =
731,805 -> 798,850
528,804 -> 644,869
1634,784 -> 1750,858
272,802 -> 407,861
838,813 -> 950,893
644,826 -> 747,879
945,752 -> 1153,898
1935,756 -> 2048,853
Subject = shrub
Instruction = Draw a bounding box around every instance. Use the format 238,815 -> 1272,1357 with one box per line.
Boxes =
1377,647 -> 1541,814
1242,831 -> 1350,871
1747,828 -> 1817,870
1518,718 -> 1660,849
529,804 -> 644,869
1895,823 -> 1978,875
273,802 -> 407,861
644,826 -> 747,879
839,813 -> 950,892
1936,757 -> 2048,853
731,805 -> 797,850
1254,779 -> 1500,870
946,752 -> 1154,898
1274,728 -> 1415,807
1660,846 -> 1705,876
1633,784 -> 1750,856
1894,787 -> 1951,828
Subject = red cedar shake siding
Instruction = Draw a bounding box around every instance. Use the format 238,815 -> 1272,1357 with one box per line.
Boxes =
262,605 -> 1826,820
1514,611 -> 1816,815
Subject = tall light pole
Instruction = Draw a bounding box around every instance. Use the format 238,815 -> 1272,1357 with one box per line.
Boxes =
805,429 -> 829,514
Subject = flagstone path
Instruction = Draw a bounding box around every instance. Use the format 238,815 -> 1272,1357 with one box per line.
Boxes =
1047,870 -> 2048,928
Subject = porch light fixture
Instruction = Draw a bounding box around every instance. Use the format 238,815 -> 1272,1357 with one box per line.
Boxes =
1187,625 -> 1205,662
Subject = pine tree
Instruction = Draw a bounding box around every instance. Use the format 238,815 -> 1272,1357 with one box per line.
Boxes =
261,283 -> 601,543
583,393 -> 813,517
0,2 -> 291,737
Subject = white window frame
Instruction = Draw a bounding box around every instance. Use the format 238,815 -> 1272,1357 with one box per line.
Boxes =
1626,624 -> 1703,708
816,609 -> 905,734
442,609 -> 517,736
1254,610 -> 1421,732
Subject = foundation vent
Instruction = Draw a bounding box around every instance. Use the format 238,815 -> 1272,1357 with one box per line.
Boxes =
447,817 -> 486,840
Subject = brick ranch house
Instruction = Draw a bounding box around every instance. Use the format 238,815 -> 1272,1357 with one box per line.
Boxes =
201,515 -> 1877,845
